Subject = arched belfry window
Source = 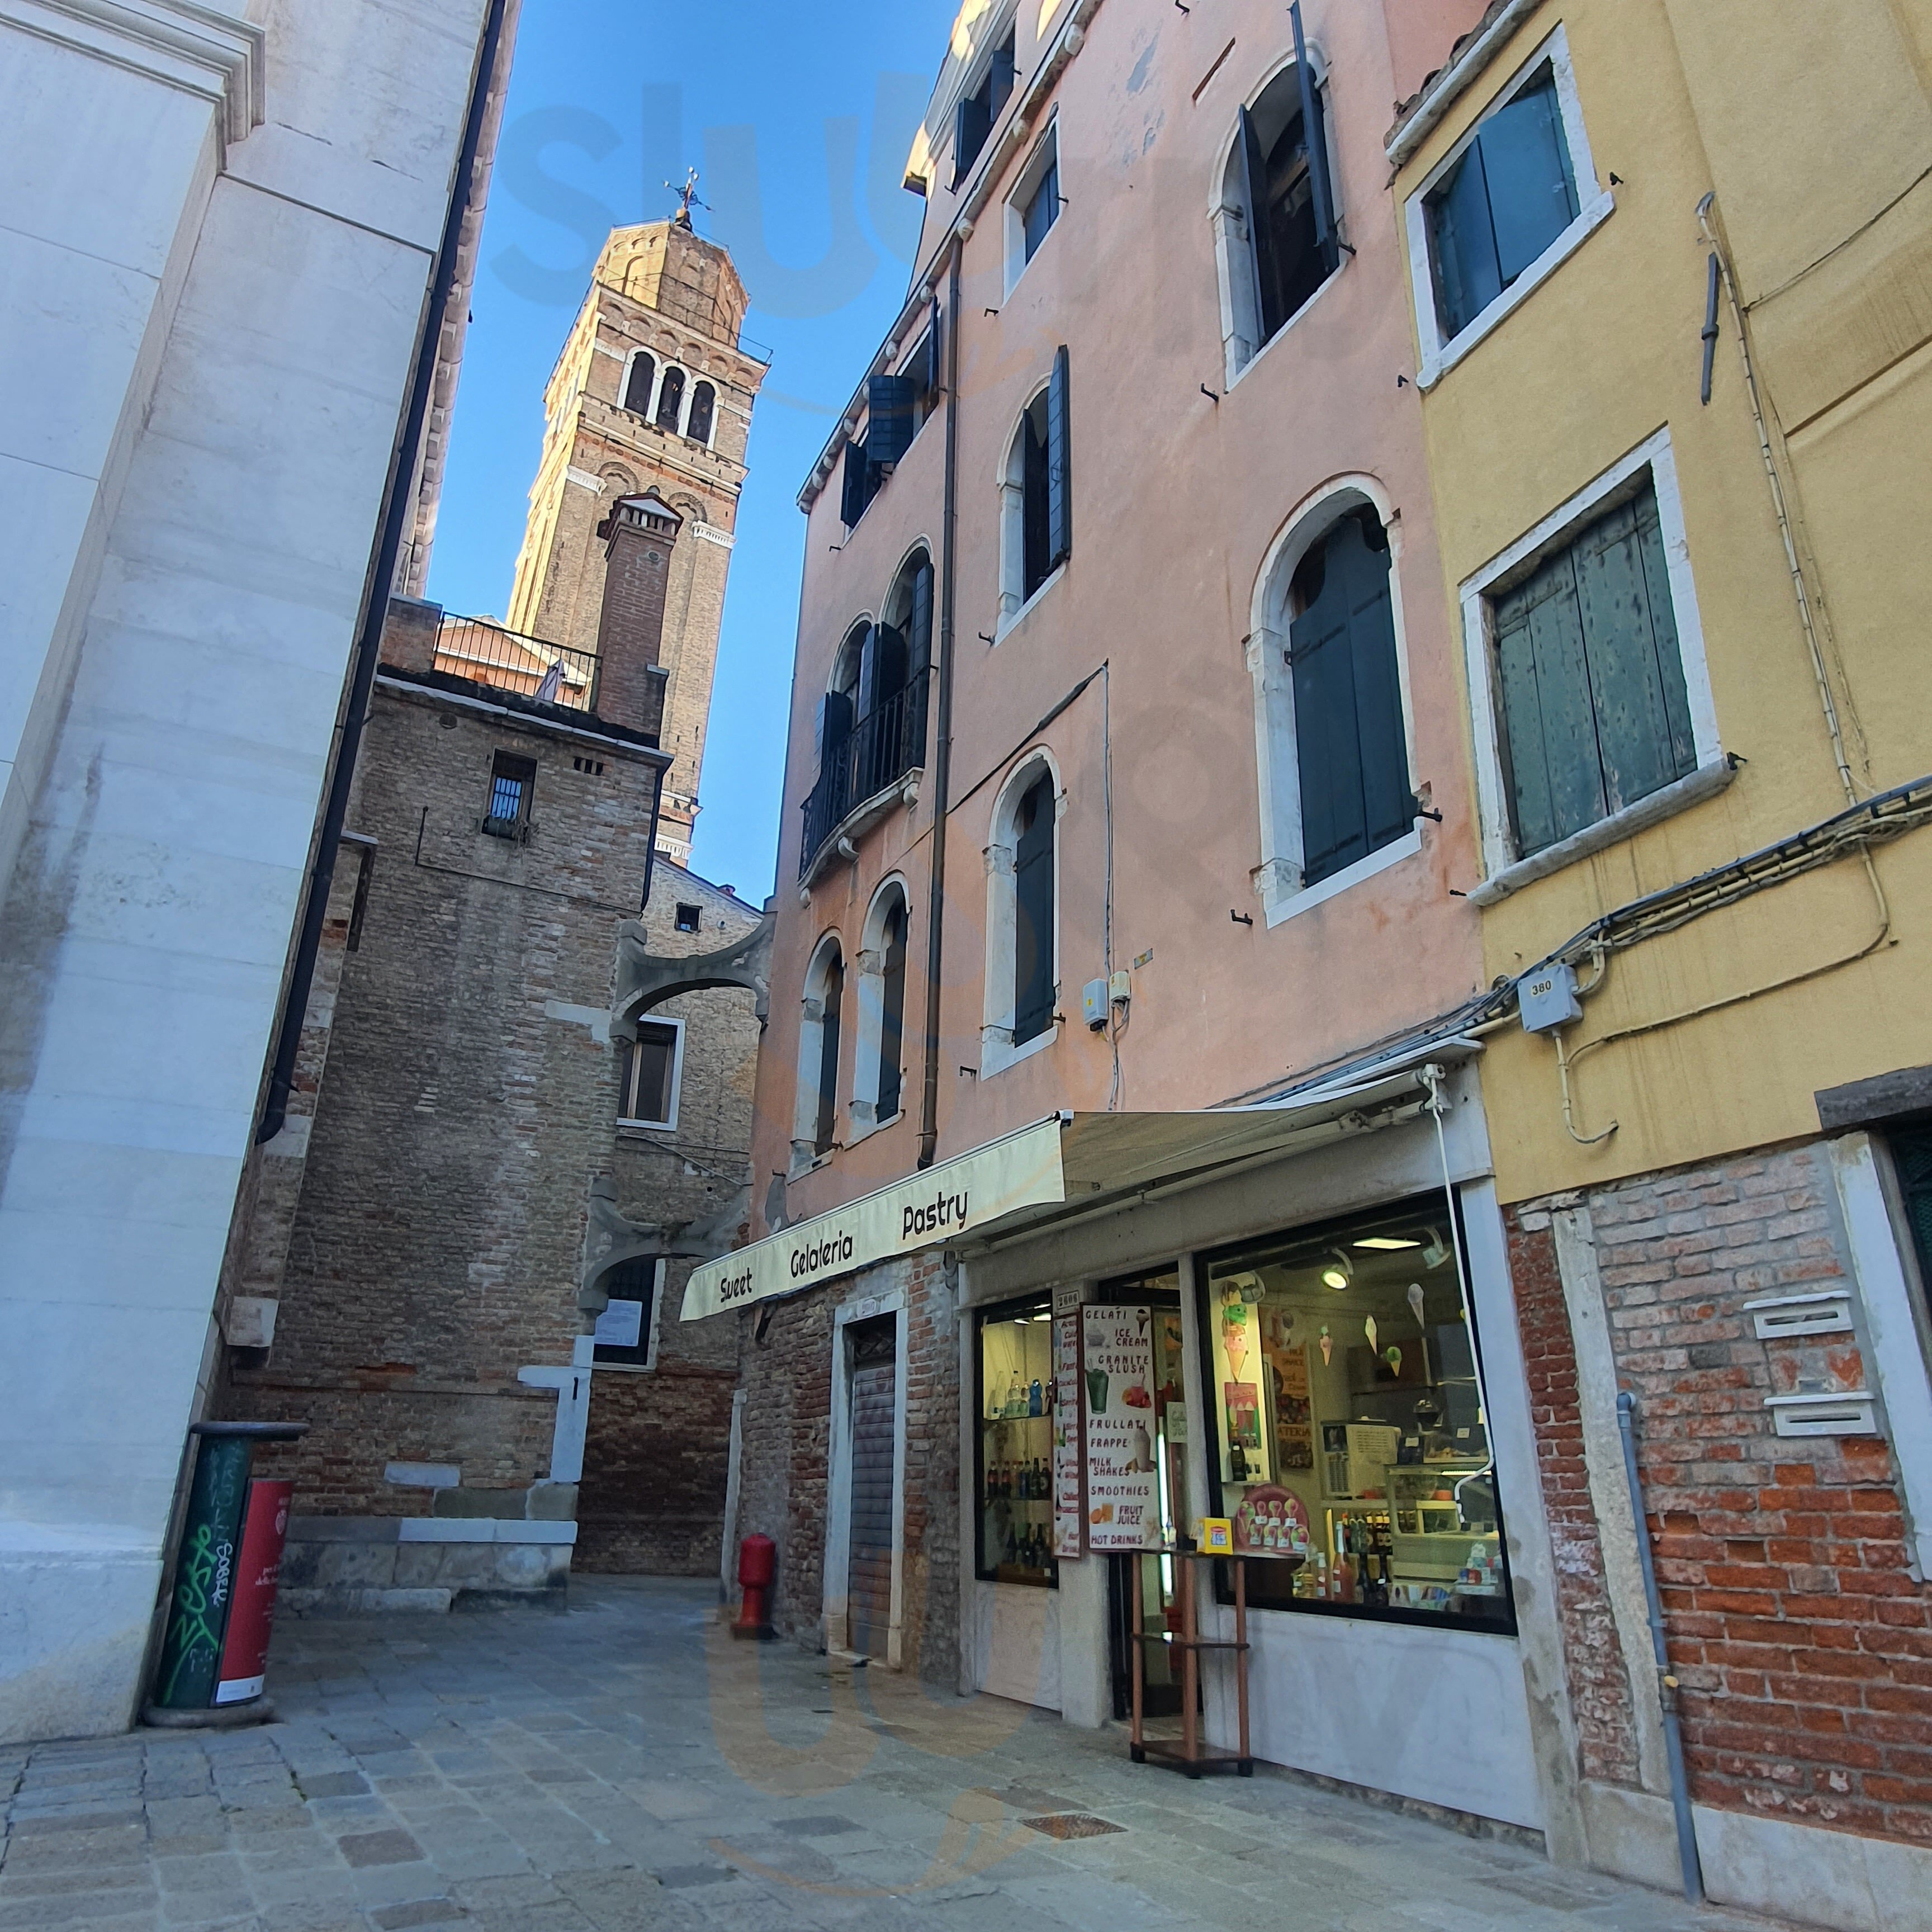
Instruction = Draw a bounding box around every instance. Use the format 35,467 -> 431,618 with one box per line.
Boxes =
1216,50 -> 1341,381
686,381 -> 717,446
655,365 -> 686,433
981,756 -> 1061,1076
623,352 -> 656,416
853,882 -> 910,1135
1248,489 -> 1417,921
793,936 -> 846,1166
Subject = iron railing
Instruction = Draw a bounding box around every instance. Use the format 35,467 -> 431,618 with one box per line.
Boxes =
799,671 -> 930,879
433,614 -> 599,712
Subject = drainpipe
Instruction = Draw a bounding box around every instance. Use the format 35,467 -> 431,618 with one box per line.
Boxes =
1616,1390 -> 1706,1903
255,0 -> 513,1143
917,244 -> 963,1169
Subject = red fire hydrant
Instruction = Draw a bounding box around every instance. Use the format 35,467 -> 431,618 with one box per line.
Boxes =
732,1533 -> 775,1641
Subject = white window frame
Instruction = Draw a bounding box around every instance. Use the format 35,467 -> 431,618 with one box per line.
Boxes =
589,1258 -> 665,1375
1459,427 -> 1727,905
1831,1131 -> 1932,1579
1245,476 -> 1425,928
1403,25 -> 1614,389
625,353 -> 698,438
1003,115 -> 1061,298
617,1015 -> 686,1131
791,932 -> 846,1174
850,875 -> 912,1144
1211,48 -> 1347,392
995,383 -> 1064,639
981,751 -> 1062,1079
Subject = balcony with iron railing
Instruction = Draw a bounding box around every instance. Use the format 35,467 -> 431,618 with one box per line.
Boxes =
799,671 -> 930,883
432,614 -> 600,711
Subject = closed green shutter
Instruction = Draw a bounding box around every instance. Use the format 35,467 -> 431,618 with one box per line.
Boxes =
1289,516 -> 1412,887
1013,777 -> 1055,1044
1493,483 -> 1696,856
1046,346 -> 1072,572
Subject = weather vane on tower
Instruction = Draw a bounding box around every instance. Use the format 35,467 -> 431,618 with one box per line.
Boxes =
667,167 -> 705,229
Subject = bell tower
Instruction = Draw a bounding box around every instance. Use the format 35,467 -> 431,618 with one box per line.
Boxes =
507,210 -> 764,866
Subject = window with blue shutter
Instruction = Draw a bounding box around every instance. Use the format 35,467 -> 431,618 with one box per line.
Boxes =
1021,139 -> 1060,263
1021,400 -> 1052,598
1491,481 -> 1696,857
1288,513 -> 1413,888
1045,347 -> 1071,572
815,950 -> 844,1156
866,373 -> 917,469
1234,56 -> 1338,351
878,898 -> 907,1122
1426,67 -> 1579,341
1012,775 -> 1056,1045
951,29 -> 1015,188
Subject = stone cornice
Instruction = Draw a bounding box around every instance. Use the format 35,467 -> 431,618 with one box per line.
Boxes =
1,0 -> 265,154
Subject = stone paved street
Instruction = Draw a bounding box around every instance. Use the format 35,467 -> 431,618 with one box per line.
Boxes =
0,1580 -> 1801,1932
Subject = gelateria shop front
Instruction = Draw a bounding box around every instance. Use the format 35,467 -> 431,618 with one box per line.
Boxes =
945,1058 -> 1559,1836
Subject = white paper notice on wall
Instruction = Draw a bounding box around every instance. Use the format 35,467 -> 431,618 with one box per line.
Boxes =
1082,1305 -> 1160,1551
1053,1311 -> 1084,1557
594,1299 -> 645,1348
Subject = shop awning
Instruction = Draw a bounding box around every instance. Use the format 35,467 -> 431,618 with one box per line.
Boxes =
679,1040 -> 1481,1321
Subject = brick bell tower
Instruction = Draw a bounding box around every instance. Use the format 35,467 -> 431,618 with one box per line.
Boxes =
506,208 -> 764,866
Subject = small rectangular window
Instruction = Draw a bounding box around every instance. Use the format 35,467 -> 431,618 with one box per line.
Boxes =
621,1020 -> 683,1128
952,28 -> 1016,188
483,752 -> 536,839
591,1257 -> 662,1370
674,903 -> 702,932
1426,66 -> 1578,341
1490,479 -> 1697,858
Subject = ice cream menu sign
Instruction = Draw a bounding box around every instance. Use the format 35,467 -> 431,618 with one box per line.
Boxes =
1081,1304 -> 1159,1551
1052,1312 -> 1083,1558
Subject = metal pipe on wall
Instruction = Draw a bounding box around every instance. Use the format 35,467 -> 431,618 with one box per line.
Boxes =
1616,1390 -> 1706,1903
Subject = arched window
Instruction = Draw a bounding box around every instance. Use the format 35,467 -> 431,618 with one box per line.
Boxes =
686,380 -> 717,445
655,365 -> 686,433
623,351 -> 656,416
793,937 -> 846,1164
853,882 -> 910,1135
1248,489 -> 1416,921
1215,55 -> 1341,382
997,352 -> 1071,625
981,756 -> 1060,1076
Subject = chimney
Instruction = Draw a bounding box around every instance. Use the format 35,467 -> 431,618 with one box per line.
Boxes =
593,495 -> 679,737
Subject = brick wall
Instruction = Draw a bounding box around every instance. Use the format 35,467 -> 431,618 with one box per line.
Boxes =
221,678 -> 762,1573
1508,1213 -> 1645,1787
729,1251 -> 962,1687
1508,1142 -> 1932,1847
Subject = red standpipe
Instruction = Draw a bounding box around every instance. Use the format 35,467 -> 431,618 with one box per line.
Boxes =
732,1533 -> 775,1641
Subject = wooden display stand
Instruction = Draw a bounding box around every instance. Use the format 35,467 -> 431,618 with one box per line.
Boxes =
1129,1550 -> 1253,1778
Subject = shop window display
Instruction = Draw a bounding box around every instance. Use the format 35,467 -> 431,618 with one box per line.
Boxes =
976,1298 -> 1057,1585
1200,1196 -> 1514,1630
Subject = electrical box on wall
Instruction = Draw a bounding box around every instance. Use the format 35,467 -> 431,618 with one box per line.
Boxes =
1518,960 -> 1582,1033
1082,978 -> 1109,1030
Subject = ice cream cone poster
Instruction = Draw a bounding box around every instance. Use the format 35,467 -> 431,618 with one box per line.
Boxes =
1081,1305 -> 1159,1550
1218,1284 -> 1251,1381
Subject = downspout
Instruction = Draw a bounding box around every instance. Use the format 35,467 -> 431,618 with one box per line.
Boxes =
917,247 -> 963,1169
1616,1391 -> 1706,1903
255,0 -> 513,1143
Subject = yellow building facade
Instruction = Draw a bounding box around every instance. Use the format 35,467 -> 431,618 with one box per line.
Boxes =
1393,1 -> 1932,1919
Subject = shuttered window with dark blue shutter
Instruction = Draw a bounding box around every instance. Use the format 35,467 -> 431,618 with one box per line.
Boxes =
1426,68 -> 1579,340
1288,513 -> 1413,888
1045,347 -> 1071,572
878,899 -> 907,1122
1492,482 -> 1696,857
866,374 -> 916,468
815,951 -> 844,1156
1021,401 -> 1052,598
1012,776 -> 1055,1045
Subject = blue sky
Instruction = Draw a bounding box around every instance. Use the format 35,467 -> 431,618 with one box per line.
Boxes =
427,0 -> 956,902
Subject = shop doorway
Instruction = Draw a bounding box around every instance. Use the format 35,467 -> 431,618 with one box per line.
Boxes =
845,1316 -> 898,1659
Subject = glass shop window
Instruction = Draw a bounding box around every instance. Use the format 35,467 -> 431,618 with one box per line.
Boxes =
1198,1195 -> 1514,1631
976,1296 -> 1057,1587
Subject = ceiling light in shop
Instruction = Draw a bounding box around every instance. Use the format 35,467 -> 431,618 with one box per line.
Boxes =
1320,1249 -> 1354,1291
1353,1237 -> 1420,1251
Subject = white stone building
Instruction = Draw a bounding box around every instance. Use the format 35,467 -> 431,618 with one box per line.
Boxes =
0,0 -> 520,1743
